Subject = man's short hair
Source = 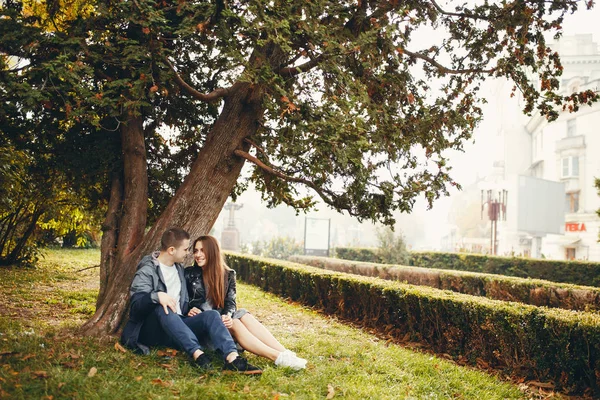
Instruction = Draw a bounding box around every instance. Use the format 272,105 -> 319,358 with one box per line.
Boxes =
161,227 -> 190,251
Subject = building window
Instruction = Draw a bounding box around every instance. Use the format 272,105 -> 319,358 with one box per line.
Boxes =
566,247 -> 576,260
561,156 -> 579,178
565,191 -> 580,213
567,119 -> 576,137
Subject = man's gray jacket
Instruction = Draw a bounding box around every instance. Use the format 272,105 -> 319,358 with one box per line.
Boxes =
120,252 -> 190,354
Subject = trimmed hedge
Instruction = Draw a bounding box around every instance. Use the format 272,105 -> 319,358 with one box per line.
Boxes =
334,247 -> 382,263
411,252 -> 600,287
290,255 -> 600,312
334,247 -> 600,287
226,252 -> 600,395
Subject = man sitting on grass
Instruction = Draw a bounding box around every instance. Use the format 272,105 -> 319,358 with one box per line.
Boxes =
120,227 -> 261,375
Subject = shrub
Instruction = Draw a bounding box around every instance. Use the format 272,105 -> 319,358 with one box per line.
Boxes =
226,252 -> 600,395
411,252 -> 600,287
290,255 -> 600,312
244,236 -> 303,260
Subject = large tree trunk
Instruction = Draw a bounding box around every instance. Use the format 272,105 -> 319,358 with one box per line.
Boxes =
81,83 -> 263,335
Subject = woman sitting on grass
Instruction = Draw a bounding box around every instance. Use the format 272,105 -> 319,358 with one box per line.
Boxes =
184,235 -> 307,370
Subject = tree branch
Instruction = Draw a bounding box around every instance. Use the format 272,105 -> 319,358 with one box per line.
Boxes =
234,149 -> 343,210
165,58 -> 235,102
401,48 -> 495,75
243,138 -> 269,158
277,54 -> 325,77
429,0 -> 491,21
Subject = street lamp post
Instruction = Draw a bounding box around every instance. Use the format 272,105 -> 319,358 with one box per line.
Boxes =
481,190 -> 507,255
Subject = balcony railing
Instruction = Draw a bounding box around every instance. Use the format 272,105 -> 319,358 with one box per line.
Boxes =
556,135 -> 585,151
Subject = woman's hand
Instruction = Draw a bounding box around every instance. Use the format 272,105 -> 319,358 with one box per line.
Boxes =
187,307 -> 202,317
221,314 -> 233,328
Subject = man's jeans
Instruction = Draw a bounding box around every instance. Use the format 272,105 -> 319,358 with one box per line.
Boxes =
138,307 -> 237,359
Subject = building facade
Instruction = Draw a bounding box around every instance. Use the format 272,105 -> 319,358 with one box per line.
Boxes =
447,35 -> 600,261
524,35 -> 600,260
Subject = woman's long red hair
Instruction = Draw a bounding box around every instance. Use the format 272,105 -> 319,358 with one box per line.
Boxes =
193,235 -> 231,309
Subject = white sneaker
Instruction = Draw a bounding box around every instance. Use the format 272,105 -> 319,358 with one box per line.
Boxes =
275,350 -> 307,370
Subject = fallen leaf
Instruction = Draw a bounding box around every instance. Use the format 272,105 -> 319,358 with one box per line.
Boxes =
87,367 -> 97,377
32,371 -> 49,379
326,384 -> 335,399
157,349 -> 178,357
528,380 -> 555,389
42,396 -> 53,400
135,376 -> 143,381
151,378 -> 172,387
21,354 -> 35,361
114,342 -> 127,353
243,385 -> 250,393
61,362 -> 79,369
160,363 -> 173,371
58,382 -> 66,389
476,358 -> 490,369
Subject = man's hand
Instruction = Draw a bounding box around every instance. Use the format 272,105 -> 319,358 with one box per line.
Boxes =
221,314 -> 233,329
157,292 -> 177,315
187,307 -> 202,317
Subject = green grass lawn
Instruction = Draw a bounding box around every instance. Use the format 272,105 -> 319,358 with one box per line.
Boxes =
0,249 -> 550,399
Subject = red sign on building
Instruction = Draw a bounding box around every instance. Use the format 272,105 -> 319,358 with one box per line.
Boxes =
565,222 -> 586,232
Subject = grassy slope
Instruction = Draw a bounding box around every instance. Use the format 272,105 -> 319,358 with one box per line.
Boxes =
0,249 -> 537,399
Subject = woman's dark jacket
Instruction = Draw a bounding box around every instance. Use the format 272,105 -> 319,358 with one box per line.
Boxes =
184,266 -> 237,317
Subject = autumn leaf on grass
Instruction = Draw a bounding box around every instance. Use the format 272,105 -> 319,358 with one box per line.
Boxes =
160,363 -> 174,371
157,349 -> 178,357
135,376 -> 143,381
32,371 -> 49,379
21,354 -> 35,361
87,367 -> 97,377
114,342 -> 127,353
243,385 -> 250,394
326,384 -> 335,399
151,378 -> 172,387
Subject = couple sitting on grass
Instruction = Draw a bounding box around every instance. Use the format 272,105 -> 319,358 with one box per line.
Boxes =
120,227 -> 307,375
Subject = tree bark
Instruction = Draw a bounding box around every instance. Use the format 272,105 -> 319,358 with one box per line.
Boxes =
81,112 -> 148,335
81,82 -> 264,335
96,172 -> 123,307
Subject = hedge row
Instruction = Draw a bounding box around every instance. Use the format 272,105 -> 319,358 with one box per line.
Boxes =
334,247 -> 600,287
289,255 -> 600,312
334,247 -> 382,263
411,252 -> 600,288
226,253 -> 600,395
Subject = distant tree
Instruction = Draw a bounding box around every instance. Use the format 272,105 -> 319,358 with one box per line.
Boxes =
376,226 -> 409,265
246,237 -> 302,260
1,0 -> 598,335
0,143 -> 97,265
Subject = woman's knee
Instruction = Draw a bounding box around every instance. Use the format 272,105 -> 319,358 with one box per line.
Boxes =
230,318 -> 242,332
